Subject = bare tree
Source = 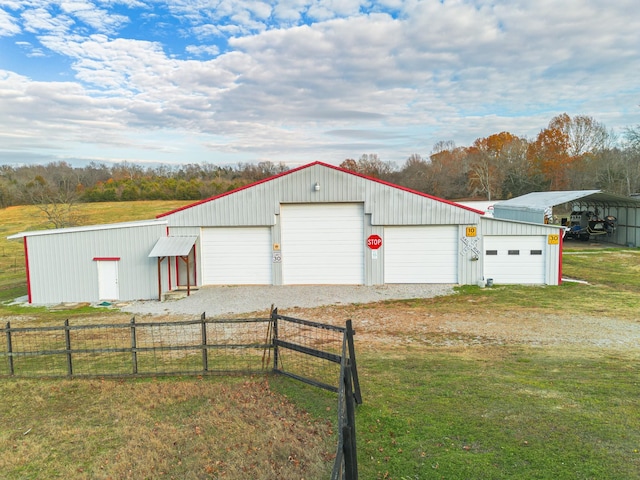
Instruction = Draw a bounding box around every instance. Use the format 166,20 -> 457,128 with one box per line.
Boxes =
428,142 -> 470,199
397,154 -> 433,193
23,164 -> 82,228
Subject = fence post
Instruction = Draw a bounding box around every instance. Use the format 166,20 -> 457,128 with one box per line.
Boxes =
64,319 -> 73,377
5,321 -> 14,376
345,320 -> 362,405
271,308 -> 279,372
130,317 -> 138,374
201,313 -> 208,372
343,363 -> 358,480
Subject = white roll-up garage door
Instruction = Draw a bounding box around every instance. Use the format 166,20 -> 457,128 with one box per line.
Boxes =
384,226 -> 458,283
280,203 -> 364,284
201,227 -> 272,285
483,236 -> 545,284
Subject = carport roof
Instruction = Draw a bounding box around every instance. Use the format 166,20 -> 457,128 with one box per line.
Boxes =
148,236 -> 198,257
494,190 -> 640,209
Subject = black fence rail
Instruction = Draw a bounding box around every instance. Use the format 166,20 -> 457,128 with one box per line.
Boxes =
1,308 -> 362,479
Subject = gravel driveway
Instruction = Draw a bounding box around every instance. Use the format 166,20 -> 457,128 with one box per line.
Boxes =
121,284 -> 456,317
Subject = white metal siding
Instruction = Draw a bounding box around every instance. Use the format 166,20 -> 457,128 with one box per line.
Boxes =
280,203 -> 364,284
23,222 -> 165,304
201,227 -> 272,285
483,236 -> 546,284
384,226 -> 458,283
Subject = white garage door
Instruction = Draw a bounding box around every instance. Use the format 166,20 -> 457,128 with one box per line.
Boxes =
201,227 -> 272,285
281,203 -> 364,284
483,236 -> 546,284
384,226 -> 458,283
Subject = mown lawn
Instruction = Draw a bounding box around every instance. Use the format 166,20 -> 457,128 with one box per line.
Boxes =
278,327 -> 639,479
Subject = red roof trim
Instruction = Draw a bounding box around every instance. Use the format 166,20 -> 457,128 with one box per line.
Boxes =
156,161 -> 485,218
93,257 -> 121,261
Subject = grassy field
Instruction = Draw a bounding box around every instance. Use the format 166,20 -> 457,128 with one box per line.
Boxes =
0,203 -> 639,479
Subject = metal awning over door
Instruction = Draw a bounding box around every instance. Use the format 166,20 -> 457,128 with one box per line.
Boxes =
149,236 -> 198,300
149,236 -> 198,257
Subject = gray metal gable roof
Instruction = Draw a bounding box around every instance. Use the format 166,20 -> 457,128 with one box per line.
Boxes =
158,161 -> 484,227
494,190 -> 640,210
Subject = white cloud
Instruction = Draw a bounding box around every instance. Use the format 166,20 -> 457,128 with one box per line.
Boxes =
60,0 -> 130,33
21,6 -> 75,35
1,0 -> 640,166
185,43 -> 220,57
0,8 -> 21,36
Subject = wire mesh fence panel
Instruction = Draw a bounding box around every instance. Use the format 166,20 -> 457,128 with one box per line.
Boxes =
135,321 -> 202,374
1,317 -> 275,377
68,323 -> 132,375
276,347 -> 341,390
4,326 -> 69,376
205,319 -> 273,373
272,311 -> 346,392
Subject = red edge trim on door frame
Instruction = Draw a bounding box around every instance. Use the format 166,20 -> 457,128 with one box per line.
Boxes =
558,228 -> 563,285
23,237 -> 32,304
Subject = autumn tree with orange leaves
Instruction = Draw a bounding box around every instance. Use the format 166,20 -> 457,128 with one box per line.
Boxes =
528,114 -> 610,190
466,132 -> 514,200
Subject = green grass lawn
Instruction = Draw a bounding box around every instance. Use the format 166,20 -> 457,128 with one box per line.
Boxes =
357,348 -> 638,479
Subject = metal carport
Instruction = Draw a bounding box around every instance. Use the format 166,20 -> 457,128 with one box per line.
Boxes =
493,190 -> 640,246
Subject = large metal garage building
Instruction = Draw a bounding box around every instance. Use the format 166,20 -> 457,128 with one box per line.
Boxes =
9,162 -> 564,304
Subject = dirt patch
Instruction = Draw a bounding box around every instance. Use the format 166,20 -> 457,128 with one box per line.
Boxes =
278,302 -> 640,353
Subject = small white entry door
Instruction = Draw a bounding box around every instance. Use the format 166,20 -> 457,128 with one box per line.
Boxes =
97,260 -> 120,300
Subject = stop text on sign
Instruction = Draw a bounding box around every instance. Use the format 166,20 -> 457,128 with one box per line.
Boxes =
367,234 -> 383,250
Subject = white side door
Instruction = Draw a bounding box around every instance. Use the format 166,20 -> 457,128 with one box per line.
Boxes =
97,260 -> 120,300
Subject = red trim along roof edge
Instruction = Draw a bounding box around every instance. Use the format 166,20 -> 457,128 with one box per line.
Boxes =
156,161 -> 485,218
93,257 -> 121,261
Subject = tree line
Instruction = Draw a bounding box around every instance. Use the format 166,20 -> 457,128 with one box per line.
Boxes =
342,114 -> 640,201
1,113 -> 639,228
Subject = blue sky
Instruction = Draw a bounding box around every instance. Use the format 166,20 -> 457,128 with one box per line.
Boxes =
0,0 -> 639,168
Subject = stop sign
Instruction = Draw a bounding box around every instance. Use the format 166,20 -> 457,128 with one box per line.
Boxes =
367,234 -> 383,250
